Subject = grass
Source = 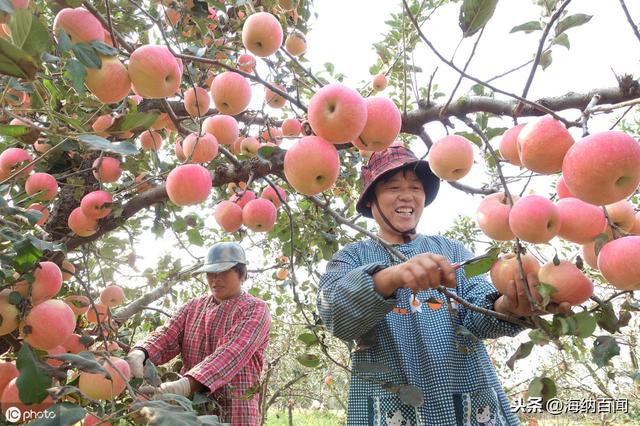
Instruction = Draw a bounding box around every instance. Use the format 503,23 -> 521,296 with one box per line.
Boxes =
263,409 -> 345,426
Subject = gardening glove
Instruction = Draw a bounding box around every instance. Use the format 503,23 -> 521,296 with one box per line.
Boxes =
158,377 -> 191,397
126,349 -> 146,379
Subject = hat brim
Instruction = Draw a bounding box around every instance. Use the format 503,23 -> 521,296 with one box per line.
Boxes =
195,262 -> 239,274
356,160 -> 440,218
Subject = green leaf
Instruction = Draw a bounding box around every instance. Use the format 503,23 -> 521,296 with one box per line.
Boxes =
144,359 -> 162,387
0,123 -> 31,137
64,59 -> 86,94
72,43 -> 101,69
297,332 -> 318,347
553,33 -> 570,49
77,134 -> 139,156
398,385 -> 424,407
16,343 -> 53,405
572,310 -> 597,338
296,353 -> 320,368
13,237 -> 42,272
527,376 -> 557,402
555,13 -> 592,36
110,112 -> 159,132
56,28 -> 72,53
9,9 -> 49,56
591,336 -> 620,367
28,403 -> 86,426
0,36 -> 39,79
47,351 -> 107,374
187,229 -> 204,247
595,302 -> 618,333
461,247 -> 501,278
535,282 -> 557,308
506,341 -> 534,370
539,50 -> 552,70
353,362 -> 393,374
459,0 -> 499,37
510,21 -> 542,33
257,145 -> 283,160
90,40 -> 118,56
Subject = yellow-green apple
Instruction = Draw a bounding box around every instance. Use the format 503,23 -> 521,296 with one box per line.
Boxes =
210,71 -> 252,115
61,260 -> 75,281
230,190 -> 255,208
166,164 -> 212,206
598,236 -> 640,290
240,137 -> 260,156
0,290 -> 18,336
184,86 -> 211,116
352,97 -> 401,152
498,123 -> 525,166
604,199 -> 636,233
93,157 -> 121,183
27,203 -> 48,226
242,12 -> 283,57
562,130 -> 640,206
214,200 -> 243,232
202,115 -> 239,145
80,190 -> 113,220
261,185 -> 286,208
284,136 -> 340,195
538,260 -> 593,305
68,207 -> 98,236
508,195 -> 560,243
281,118 -> 301,137
490,253 -> 541,295
265,83 -> 287,109
53,7 -> 104,44
278,0 -> 298,11
100,285 -> 125,308
85,56 -> 131,104
242,199 -> 277,232
139,130 -> 163,151
476,192 -> 519,241
555,176 -> 573,199
85,302 -> 108,324
237,53 -> 255,73
517,115 -> 574,174
0,147 -> 33,176
25,172 -> 58,201
63,295 -> 91,316
308,83 -> 367,144
557,197 -> 606,244
285,31 -> 306,56
372,74 -> 387,92
79,356 -> 131,400
128,45 -> 182,99
22,299 -> 76,350
92,114 -> 114,137
182,132 -> 219,163
427,135 -> 474,181
175,138 -> 186,162
2,378 -> 53,421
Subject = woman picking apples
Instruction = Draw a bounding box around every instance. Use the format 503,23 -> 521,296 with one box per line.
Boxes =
126,242 -> 270,425
317,145 -> 569,425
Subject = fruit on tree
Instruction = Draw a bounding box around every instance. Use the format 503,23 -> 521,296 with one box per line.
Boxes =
1,378 -> 53,421
210,71 -> 252,115
498,123 -> 525,166
128,45 -> 182,99
284,136 -> 340,195
604,200 -> 636,233
372,74 -> 388,92
53,7 -> 104,44
490,253 -> 541,295
175,139 -> 187,162
92,114 -> 114,136
68,207 -> 98,237
556,197 -> 606,244
308,83 -> 367,144
92,157 -> 122,183
85,302 -> 108,324
25,172 -> 58,201
237,53 -> 256,73
427,135 -> 474,181
63,295 -> 91,316
265,84 -> 287,109
78,356 -> 131,400
285,31 -> 307,56
0,290 -> 18,336
476,192 -> 519,241
516,115 -> 574,174
242,12 -> 283,57
100,285 -> 125,308
597,236 -> 640,290
555,176 -> 573,199
240,137 -> 260,156
0,147 -> 33,176
182,132 -> 219,163
508,195 -> 560,244
352,97 -> 401,152
261,185 -> 286,208
202,115 -> 239,145
85,56 -> 132,104
214,200 -> 243,232
80,190 -> 113,220
242,199 -> 277,232
229,190 -> 256,208
22,299 -> 76,350
184,86 -> 211,116
538,260 -> 593,305
139,130 -> 163,151
166,164 -> 212,206
0,363 -> 18,396
562,130 -> 640,206
281,118 -> 301,137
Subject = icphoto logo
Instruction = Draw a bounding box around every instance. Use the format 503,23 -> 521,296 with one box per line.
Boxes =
5,407 -> 21,423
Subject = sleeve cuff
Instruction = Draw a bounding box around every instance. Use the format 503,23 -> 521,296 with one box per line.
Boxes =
133,346 -> 150,362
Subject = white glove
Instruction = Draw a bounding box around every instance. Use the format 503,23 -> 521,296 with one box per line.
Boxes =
126,349 -> 146,379
159,377 -> 191,397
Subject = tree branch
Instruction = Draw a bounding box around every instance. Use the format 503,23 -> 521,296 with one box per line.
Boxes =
619,0 -> 640,44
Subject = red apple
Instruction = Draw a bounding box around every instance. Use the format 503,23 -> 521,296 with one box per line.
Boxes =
284,136 -> 340,195
242,199 -> 277,232
597,236 -> 640,290
508,195 -> 560,244
538,260 -> 593,305
202,115 -> 239,145
214,200 -> 243,232
352,97 -> 401,152
476,192 -> 519,241
210,71 -> 252,116
427,135 -> 474,181
517,115 -> 574,174
498,123 -> 525,166
241,12 -> 283,57
308,83 -> 367,144
557,197 -> 607,244
490,253 -> 541,295
166,164 -> 212,206
129,45 -> 182,99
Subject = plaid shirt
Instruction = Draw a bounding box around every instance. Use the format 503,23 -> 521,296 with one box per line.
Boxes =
139,292 -> 271,425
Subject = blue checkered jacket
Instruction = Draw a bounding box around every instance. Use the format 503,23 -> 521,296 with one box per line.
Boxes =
318,235 -> 524,425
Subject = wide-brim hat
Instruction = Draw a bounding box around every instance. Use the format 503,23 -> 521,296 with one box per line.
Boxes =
356,145 -> 440,218
196,242 -> 247,273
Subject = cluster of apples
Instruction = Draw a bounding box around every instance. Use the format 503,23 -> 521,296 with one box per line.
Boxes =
215,184 -> 287,233
477,116 -> 640,303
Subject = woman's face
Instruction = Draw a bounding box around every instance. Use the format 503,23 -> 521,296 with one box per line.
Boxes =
369,170 -> 425,243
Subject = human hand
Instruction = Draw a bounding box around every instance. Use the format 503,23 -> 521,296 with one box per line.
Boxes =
158,377 -> 191,397
126,349 -> 146,379
389,253 -> 457,293
494,273 -> 571,317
